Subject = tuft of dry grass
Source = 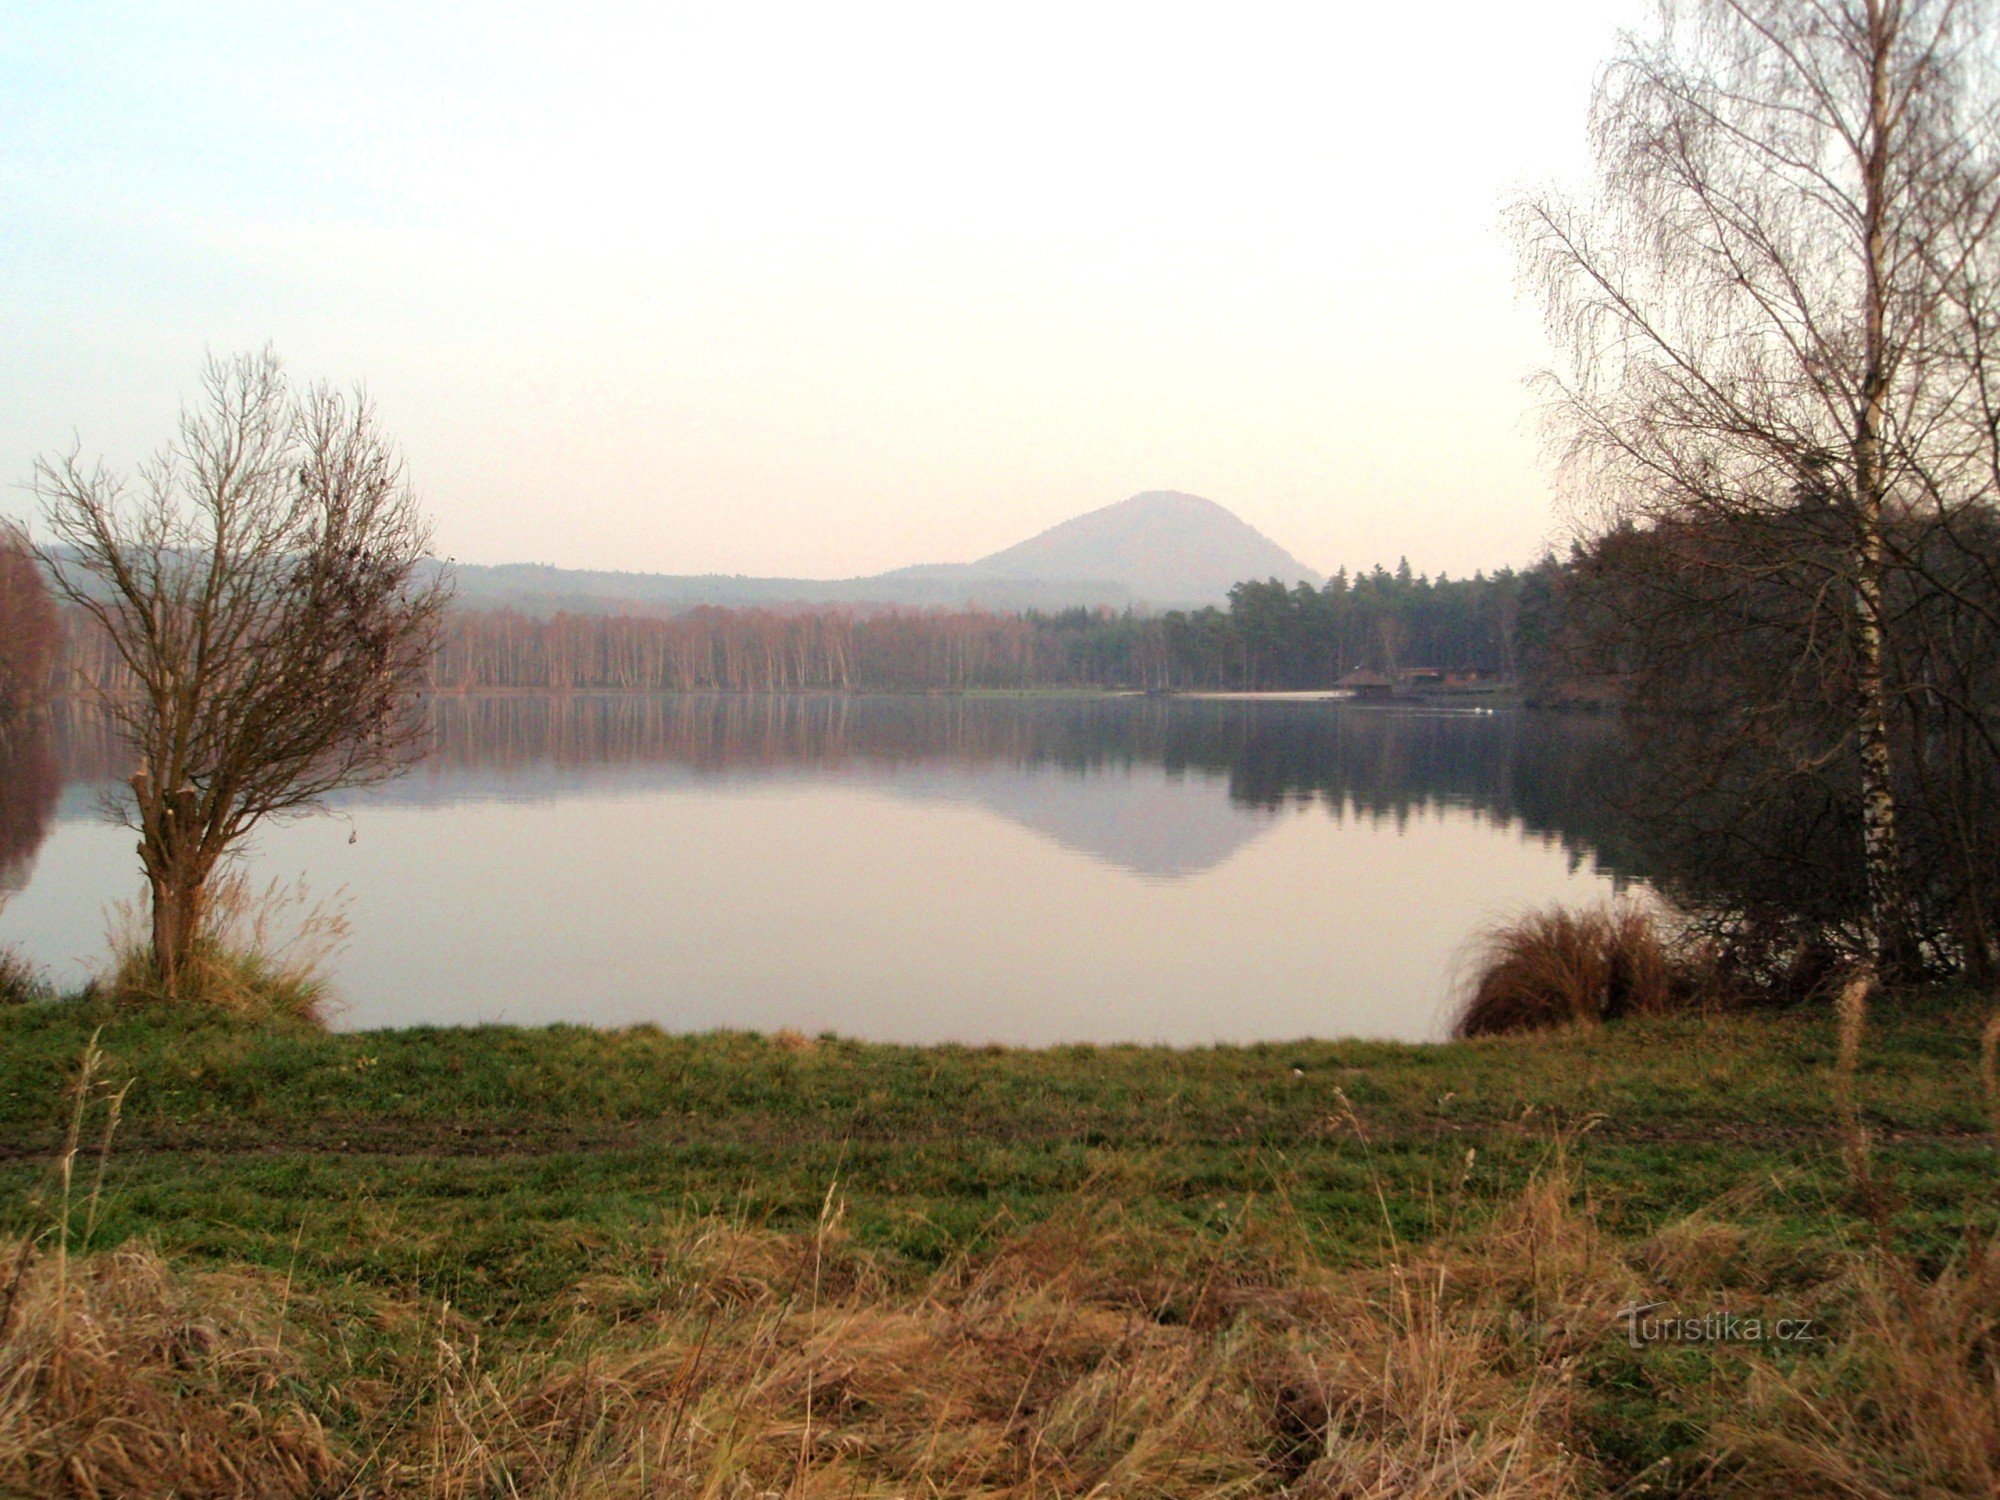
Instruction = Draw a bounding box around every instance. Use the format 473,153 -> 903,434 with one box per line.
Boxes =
0,946 -> 51,1007
1455,902 -> 1702,1037
100,871 -> 348,1024
1834,965 -> 1874,1187
1980,999 -> 2000,1143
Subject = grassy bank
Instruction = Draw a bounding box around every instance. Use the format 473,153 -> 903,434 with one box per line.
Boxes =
1,993 -> 1996,1495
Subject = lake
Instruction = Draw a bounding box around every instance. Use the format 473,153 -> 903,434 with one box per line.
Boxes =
0,694 -> 1640,1043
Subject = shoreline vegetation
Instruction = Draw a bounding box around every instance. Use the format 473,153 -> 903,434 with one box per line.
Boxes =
2,988 -> 1997,1496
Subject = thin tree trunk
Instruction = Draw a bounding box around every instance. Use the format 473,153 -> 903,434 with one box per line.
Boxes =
1855,0 -> 1913,978
1853,536 -> 1912,974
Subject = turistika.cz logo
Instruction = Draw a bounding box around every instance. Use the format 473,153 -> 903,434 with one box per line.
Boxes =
1615,1303 -> 1821,1349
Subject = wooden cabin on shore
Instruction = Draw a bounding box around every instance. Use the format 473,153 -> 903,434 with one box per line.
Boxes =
1334,668 -> 1395,699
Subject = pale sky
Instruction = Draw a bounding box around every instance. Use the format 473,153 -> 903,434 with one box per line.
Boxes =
2,2 -> 1644,582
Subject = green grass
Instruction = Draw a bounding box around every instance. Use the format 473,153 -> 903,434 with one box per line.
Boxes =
1,990 -> 1992,1326
4,991 -> 1998,1494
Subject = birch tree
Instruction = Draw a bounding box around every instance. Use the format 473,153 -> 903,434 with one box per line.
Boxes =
1517,0 -> 2000,978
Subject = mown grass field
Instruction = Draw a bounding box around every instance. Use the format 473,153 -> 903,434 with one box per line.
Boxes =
0,992 -> 1995,1496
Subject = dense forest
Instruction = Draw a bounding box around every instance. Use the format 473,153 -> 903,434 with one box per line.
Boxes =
97,559 -> 1552,696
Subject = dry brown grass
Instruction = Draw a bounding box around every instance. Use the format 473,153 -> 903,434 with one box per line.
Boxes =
0,1030 -> 338,1497
0,1241 -> 340,1499
1720,1238 -> 2000,1499
9,1002 -> 1994,1497
1454,902 -> 1702,1038
0,1164 -> 1631,1500
0,946 -> 51,1007
20,1099 -> 1999,1498
1710,982 -> 2000,1499
365,1181 -> 1616,1498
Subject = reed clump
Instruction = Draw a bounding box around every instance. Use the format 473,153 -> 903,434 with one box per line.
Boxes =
1455,902 -> 1706,1037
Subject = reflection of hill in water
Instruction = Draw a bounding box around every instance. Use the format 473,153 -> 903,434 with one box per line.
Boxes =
888,767 -> 1271,880
48,695 -> 1639,883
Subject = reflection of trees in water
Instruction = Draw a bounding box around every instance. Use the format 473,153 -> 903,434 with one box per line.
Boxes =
43,701 -> 134,784
414,695 -> 1644,882
43,692 -> 1878,925
0,717 -> 61,904
48,694 -> 1648,888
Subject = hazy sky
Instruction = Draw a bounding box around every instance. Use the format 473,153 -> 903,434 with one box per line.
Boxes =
3,2 -> 1644,581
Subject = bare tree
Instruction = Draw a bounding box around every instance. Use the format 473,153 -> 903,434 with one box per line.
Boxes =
1516,0 -> 2000,978
32,351 -> 452,993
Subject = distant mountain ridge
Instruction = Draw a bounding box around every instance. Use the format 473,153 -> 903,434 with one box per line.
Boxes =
446,491 -> 1321,615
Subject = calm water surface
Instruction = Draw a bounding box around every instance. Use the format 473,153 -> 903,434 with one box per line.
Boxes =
0,695 -> 1638,1043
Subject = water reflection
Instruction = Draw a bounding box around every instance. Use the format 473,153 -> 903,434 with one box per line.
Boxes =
393,695 -> 1638,880
0,717 -> 61,908
8,695 -> 1638,1042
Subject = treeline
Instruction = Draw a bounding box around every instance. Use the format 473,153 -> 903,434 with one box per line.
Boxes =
1162,563 -> 1550,688
48,557 -> 1562,696
357,561 -> 1553,694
